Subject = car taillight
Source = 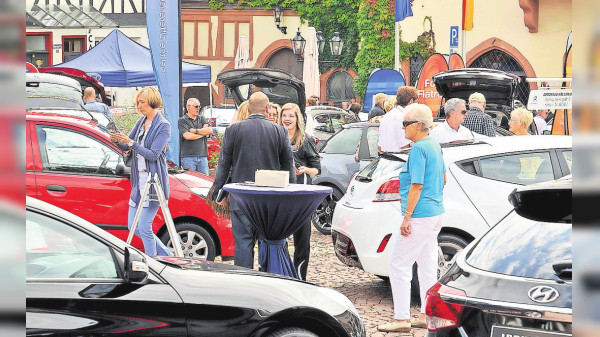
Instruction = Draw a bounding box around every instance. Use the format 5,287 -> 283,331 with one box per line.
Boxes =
425,282 -> 467,331
377,234 -> 392,253
373,179 -> 400,202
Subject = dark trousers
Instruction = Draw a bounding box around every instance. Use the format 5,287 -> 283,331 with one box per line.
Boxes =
293,221 -> 311,280
231,210 -> 257,269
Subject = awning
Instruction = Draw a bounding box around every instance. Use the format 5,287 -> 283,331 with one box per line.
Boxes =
26,4 -> 118,28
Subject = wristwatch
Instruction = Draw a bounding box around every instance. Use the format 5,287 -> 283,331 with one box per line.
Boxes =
128,139 -> 134,147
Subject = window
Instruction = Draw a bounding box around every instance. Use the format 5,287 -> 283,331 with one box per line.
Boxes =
479,152 -> 554,185
560,150 -> 573,172
330,114 -> 343,132
37,126 -> 122,175
366,127 -> 379,158
26,210 -> 118,279
314,114 -> 332,133
63,37 -> 85,62
322,128 -> 363,155
326,71 -> 356,102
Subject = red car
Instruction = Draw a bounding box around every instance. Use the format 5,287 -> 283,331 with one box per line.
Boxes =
25,112 -> 233,260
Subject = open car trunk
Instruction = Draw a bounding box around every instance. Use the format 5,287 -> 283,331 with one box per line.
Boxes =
433,68 -> 519,126
217,68 -> 306,118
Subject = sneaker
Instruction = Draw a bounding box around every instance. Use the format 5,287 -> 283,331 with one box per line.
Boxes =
410,317 -> 427,329
377,320 -> 411,333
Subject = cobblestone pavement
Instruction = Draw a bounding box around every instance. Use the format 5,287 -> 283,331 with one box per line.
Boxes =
219,226 -> 426,337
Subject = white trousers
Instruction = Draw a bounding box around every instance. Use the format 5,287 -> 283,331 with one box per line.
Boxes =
389,214 -> 443,320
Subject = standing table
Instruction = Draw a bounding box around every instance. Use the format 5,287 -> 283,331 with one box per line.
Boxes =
223,183 -> 332,279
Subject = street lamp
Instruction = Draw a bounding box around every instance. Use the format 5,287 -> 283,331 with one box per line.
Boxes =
316,31 -> 325,55
273,4 -> 287,34
291,28 -> 306,61
291,29 -> 344,68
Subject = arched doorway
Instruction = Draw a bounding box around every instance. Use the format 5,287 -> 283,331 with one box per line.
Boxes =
469,49 -> 530,105
265,48 -> 302,79
326,70 -> 356,105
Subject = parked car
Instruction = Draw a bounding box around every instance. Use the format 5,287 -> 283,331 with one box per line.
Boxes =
433,68 -> 519,129
306,106 -> 360,146
39,66 -> 109,105
425,178 -> 572,336
201,105 -> 236,134
311,121 -> 514,235
331,136 -> 572,278
26,72 -> 110,127
26,196 -> 366,337
25,112 -> 234,260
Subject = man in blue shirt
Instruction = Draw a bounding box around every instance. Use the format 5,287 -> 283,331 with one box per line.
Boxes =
84,87 -> 114,122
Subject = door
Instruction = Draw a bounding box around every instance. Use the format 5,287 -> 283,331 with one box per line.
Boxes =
453,150 -> 558,226
26,209 -> 185,336
31,123 -> 132,236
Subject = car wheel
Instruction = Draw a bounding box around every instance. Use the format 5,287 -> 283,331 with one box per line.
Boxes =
266,327 -> 318,337
437,234 -> 470,278
312,187 -> 343,235
161,222 -> 216,261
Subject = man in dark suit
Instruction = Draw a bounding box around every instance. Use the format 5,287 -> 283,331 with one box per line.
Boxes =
212,92 -> 296,269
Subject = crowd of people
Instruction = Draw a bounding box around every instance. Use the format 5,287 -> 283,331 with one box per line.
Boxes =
108,83 -> 554,332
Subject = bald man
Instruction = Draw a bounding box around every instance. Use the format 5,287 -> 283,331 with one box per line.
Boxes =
212,92 -> 296,269
83,87 -> 113,121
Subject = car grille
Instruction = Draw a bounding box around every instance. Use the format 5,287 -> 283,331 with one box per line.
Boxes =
332,231 -> 362,269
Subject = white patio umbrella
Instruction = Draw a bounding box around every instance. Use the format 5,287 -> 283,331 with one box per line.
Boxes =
302,27 -> 320,100
234,35 -> 250,69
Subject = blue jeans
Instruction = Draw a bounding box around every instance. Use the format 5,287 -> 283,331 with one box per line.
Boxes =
231,210 -> 257,269
181,156 -> 209,175
128,204 -> 173,256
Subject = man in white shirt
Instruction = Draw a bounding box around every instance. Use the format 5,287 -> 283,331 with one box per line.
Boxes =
430,98 -> 478,143
533,109 -> 550,135
378,86 -> 418,152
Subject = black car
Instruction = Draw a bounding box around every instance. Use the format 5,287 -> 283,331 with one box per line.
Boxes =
425,178 -> 571,336
26,197 -> 365,337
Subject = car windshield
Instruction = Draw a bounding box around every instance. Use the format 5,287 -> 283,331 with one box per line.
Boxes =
26,82 -> 83,105
321,128 -> 362,154
356,154 -> 406,181
466,211 -> 572,281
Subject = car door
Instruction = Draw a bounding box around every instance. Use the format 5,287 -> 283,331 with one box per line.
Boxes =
26,208 -> 185,336
452,149 -> 560,226
357,126 -> 379,171
31,122 -> 132,234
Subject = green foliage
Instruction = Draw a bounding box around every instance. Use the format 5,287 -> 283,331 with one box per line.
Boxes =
115,112 -> 140,135
208,132 -> 223,170
207,1 -> 435,102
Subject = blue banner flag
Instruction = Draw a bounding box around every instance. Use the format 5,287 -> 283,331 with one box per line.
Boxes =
395,0 -> 413,22
146,0 -> 182,164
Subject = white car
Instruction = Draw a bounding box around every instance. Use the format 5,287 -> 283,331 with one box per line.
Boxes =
331,136 -> 572,278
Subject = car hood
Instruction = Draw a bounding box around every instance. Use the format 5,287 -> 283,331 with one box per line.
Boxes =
171,170 -> 214,198
217,68 -> 306,115
433,68 -> 519,106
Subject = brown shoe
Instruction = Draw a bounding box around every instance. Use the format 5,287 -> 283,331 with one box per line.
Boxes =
410,317 -> 427,329
377,320 -> 411,332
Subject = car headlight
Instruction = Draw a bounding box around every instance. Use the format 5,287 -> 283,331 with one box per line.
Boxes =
190,187 -> 210,199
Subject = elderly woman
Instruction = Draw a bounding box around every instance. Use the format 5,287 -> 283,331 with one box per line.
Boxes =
378,103 -> 446,333
279,103 -> 321,280
509,107 -> 534,135
110,87 -> 172,256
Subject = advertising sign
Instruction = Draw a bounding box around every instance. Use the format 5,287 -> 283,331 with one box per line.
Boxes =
450,26 -> 459,47
86,29 -> 94,51
416,53 -> 448,116
527,89 -> 572,110
147,0 -> 182,164
448,53 -> 465,70
26,62 -> 39,73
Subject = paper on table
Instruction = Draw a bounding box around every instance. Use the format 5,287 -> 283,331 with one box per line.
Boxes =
255,170 -> 289,188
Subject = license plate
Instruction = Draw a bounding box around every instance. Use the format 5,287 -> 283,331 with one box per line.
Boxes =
491,325 -> 571,337
335,234 -> 349,255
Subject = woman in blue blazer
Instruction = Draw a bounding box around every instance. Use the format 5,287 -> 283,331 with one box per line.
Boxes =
111,87 -> 172,256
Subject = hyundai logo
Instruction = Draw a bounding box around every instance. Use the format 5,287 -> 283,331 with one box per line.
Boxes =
528,286 -> 559,303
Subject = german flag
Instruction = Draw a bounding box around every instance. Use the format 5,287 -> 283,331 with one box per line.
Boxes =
462,0 -> 474,31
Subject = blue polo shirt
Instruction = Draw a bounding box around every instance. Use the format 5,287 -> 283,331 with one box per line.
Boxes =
399,137 -> 445,218
85,99 -> 112,119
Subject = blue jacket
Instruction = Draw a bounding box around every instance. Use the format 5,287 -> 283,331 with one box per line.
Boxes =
118,113 -> 171,207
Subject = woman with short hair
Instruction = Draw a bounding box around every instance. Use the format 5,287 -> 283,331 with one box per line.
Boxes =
110,87 -> 173,256
378,103 -> 446,333
509,107 -> 534,135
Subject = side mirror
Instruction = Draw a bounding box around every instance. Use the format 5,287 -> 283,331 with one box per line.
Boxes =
124,247 -> 148,284
116,162 -> 131,176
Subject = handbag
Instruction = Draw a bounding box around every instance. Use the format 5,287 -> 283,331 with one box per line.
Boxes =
123,150 -> 133,167
205,174 -> 231,219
